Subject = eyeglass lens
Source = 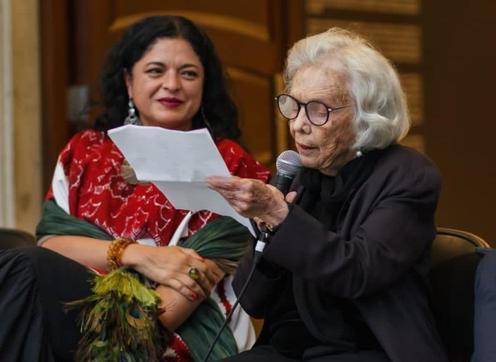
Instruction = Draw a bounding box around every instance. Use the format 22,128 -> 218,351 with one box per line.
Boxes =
277,95 -> 329,125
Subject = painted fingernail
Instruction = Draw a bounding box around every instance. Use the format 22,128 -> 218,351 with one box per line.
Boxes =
191,292 -> 197,301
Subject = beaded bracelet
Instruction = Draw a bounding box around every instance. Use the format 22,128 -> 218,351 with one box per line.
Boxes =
107,238 -> 136,270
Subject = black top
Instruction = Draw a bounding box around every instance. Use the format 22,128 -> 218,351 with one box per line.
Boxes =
234,145 -> 449,362
259,152 -> 383,358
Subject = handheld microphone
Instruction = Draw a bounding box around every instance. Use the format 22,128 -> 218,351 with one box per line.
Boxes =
274,150 -> 302,195
254,150 -> 302,258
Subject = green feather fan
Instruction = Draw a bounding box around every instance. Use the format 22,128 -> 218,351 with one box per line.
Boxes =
67,269 -> 168,362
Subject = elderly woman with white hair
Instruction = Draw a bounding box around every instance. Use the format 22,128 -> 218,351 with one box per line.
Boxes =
208,28 -> 448,362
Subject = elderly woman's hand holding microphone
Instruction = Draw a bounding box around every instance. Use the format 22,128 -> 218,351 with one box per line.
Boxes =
207,177 -> 289,227
208,161 -> 299,231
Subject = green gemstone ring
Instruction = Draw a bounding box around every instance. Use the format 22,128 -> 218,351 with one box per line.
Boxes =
188,266 -> 201,281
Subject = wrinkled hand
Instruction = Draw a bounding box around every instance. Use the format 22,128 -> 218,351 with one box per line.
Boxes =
123,244 -> 224,301
207,176 -> 293,227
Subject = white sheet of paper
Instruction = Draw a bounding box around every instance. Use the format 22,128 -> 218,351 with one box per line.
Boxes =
108,125 -> 255,234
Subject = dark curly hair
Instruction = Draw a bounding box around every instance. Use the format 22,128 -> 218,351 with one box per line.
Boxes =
94,16 -> 241,140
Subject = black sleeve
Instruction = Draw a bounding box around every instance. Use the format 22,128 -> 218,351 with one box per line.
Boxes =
232,242 -> 286,318
262,157 -> 441,299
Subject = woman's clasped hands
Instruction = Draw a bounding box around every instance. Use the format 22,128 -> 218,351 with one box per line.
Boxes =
122,244 -> 224,302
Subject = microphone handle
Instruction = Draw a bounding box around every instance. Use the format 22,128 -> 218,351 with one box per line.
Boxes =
273,173 -> 293,195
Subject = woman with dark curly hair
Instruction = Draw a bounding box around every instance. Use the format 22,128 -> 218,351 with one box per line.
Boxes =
0,16 -> 269,361
94,15 -> 241,140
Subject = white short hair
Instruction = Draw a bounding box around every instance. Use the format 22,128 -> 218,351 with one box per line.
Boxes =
285,28 -> 410,151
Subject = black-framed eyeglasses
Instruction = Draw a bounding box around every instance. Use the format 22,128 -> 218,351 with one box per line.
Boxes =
275,93 -> 349,126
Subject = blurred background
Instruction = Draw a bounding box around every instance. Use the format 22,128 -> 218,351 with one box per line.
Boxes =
1,0 -> 495,244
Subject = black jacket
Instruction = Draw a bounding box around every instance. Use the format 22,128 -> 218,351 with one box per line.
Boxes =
234,145 -> 448,362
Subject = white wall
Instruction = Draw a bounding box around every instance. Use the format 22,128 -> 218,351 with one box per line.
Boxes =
0,0 -> 14,228
0,0 -> 42,233
11,0 -> 42,233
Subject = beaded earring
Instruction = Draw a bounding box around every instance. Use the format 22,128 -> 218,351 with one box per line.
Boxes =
124,99 -> 139,125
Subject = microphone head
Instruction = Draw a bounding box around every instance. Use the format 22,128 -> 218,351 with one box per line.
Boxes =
276,150 -> 302,177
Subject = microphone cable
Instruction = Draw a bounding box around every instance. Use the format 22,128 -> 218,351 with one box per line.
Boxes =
202,150 -> 301,361
201,227 -> 270,362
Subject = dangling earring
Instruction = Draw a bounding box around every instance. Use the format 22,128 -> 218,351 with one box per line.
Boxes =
200,105 -> 213,132
124,98 -> 139,125
356,149 -> 363,158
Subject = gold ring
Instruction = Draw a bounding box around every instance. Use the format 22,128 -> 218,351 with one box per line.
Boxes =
188,266 -> 201,281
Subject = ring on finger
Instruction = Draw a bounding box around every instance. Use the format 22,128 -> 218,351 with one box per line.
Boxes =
188,266 -> 201,281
